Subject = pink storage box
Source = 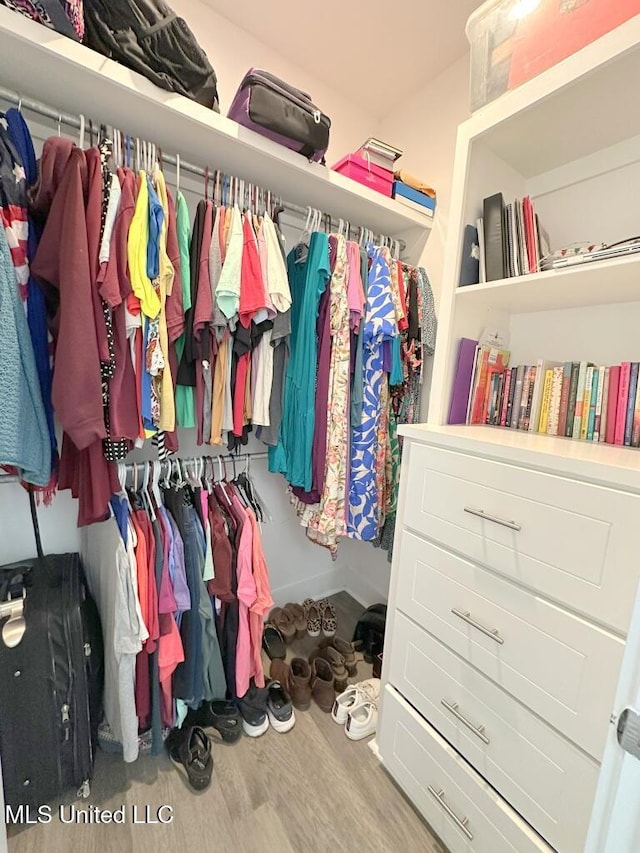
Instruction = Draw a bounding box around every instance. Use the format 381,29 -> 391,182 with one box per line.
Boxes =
332,154 -> 393,197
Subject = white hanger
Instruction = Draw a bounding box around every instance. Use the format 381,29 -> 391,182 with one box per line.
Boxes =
78,114 -> 85,150
57,112 -> 62,137
141,461 -> 156,521
151,460 -> 163,506
175,152 -> 180,193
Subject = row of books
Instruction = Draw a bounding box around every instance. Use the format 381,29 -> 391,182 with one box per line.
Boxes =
449,339 -> 640,447
459,193 -> 551,287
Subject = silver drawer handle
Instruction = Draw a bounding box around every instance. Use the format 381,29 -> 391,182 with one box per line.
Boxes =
451,608 -> 504,644
428,786 -> 473,840
464,506 -> 521,531
441,699 -> 490,744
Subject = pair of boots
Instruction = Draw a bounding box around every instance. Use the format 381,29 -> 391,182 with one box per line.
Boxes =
270,657 -> 334,713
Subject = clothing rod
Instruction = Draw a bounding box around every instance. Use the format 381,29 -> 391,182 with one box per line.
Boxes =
0,85 -> 406,251
0,474 -> 19,485
123,452 -> 268,470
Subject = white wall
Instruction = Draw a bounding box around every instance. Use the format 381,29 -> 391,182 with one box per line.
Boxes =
170,0 -> 376,165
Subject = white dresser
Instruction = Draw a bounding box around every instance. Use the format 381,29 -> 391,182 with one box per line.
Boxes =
376,15 -> 640,853
377,425 -> 640,853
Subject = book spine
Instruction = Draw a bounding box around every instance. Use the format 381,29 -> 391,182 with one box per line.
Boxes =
599,366 -> 610,443
573,361 -> 588,437
580,365 -> 594,440
511,365 -> 525,429
615,362 -> 631,445
523,367 -> 537,431
632,368 -> 640,448
528,359 -> 544,433
624,362 -> 639,446
593,366 -> 606,442
486,371 -> 500,425
506,367 -> 517,427
566,363 -> 580,437
538,369 -> 554,433
606,365 -> 621,444
547,365 -> 564,436
500,368 -> 513,426
518,366 -> 532,430
496,373 -> 506,425
557,361 -> 573,437
470,349 -> 489,425
586,368 -> 599,441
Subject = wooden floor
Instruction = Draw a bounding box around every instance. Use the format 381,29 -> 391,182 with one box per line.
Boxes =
7,593 -> 446,853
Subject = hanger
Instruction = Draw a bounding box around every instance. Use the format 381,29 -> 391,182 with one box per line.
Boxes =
78,114 -> 85,150
216,456 -> 232,506
141,461 -> 156,521
204,166 -> 210,200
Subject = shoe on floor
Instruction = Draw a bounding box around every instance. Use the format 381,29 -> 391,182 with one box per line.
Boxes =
305,601 -> 321,638
320,600 -> 337,638
320,636 -> 359,677
268,607 -> 297,644
332,678 -> 381,726
166,725 -> 213,791
310,658 -> 335,713
238,682 -> 270,737
290,657 -> 312,711
266,680 -> 296,733
262,623 -> 287,660
346,700 -> 378,741
309,646 -> 348,693
270,657 -> 292,689
283,602 -> 307,639
184,700 -> 242,744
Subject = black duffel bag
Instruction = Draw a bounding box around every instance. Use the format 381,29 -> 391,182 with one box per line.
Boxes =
83,0 -> 220,111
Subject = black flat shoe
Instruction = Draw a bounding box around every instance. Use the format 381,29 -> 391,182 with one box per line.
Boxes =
185,700 -> 242,743
262,623 -> 286,660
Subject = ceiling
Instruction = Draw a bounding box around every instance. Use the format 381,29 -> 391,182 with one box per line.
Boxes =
202,0 -> 480,115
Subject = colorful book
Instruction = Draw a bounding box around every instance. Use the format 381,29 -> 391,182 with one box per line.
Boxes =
529,359 -> 559,433
518,366 -> 533,429
470,345 -> 510,425
523,366 -> 537,430
547,365 -> 564,436
580,365 -> 594,440
449,338 -> 479,424
606,365 -> 621,444
486,370 -> 502,424
573,362 -> 589,438
565,362 -> 580,437
593,366 -> 606,442
624,362 -> 639,446
500,368 -> 514,426
615,362 -> 631,445
505,367 -> 518,427
511,365 -> 526,429
599,367 -> 610,443
476,218 -> 486,284
538,369 -> 555,433
632,371 -> 640,448
557,362 -> 573,437
586,367 -> 599,441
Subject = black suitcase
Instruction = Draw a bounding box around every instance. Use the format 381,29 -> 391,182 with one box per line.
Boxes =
0,493 -> 103,809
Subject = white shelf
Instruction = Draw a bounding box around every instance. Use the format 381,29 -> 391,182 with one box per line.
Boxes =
456,254 -> 640,314
398,423 -> 640,492
465,15 -> 640,179
0,9 -> 430,262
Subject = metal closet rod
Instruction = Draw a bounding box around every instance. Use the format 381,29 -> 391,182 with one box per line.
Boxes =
0,85 -> 406,252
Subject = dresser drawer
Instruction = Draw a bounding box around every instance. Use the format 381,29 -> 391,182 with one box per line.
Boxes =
378,685 -> 552,853
389,611 -> 598,852
395,531 -> 623,759
404,442 -> 640,633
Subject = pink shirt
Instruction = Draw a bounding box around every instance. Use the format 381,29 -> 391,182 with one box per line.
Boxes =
232,495 -> 257,698
347,241 -> 366,331
247,508 -> 273,689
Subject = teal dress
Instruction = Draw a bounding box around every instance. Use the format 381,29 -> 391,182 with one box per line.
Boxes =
269,232 -> 330,489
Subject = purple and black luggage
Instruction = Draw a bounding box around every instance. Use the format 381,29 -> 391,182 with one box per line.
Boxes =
228,69 -> 331,163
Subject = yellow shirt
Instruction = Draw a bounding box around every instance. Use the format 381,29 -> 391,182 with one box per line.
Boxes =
127,171 -> 160,319
153,167 -> 176,433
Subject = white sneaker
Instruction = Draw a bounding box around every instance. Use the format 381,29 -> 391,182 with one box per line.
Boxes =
331,678 -> 381,726
345,700 -> 378,741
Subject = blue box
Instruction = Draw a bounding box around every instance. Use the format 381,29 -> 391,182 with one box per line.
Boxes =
392,180 -> 436,213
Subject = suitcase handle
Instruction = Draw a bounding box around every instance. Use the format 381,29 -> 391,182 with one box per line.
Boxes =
28,486 -> 44,559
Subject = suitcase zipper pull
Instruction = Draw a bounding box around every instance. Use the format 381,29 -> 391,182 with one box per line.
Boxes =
84,643 -> 91,657
313,110 -> 321,124
61,703 -> 71,740
77,780 -> 91,799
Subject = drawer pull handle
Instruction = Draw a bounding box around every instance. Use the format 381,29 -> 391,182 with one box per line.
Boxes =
451,608 -> 505,645
441,699 -> 490,744
428,786 -> 473,840
464,506 -> 521,531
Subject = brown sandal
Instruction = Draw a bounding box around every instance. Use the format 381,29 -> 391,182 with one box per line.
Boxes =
268,607 -> 296,644
284,602 -> 307,639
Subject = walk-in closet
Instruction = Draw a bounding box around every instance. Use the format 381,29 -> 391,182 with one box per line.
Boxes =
2,2 -> 640,852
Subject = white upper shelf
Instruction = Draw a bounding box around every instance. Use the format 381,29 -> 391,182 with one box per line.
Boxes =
0,9 -> 430,261
456,254 -> 640,314
462,14 -> 640,178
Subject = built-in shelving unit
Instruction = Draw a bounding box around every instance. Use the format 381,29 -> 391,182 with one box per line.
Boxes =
428,12 -> 640,465
0,8 -> 431,263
